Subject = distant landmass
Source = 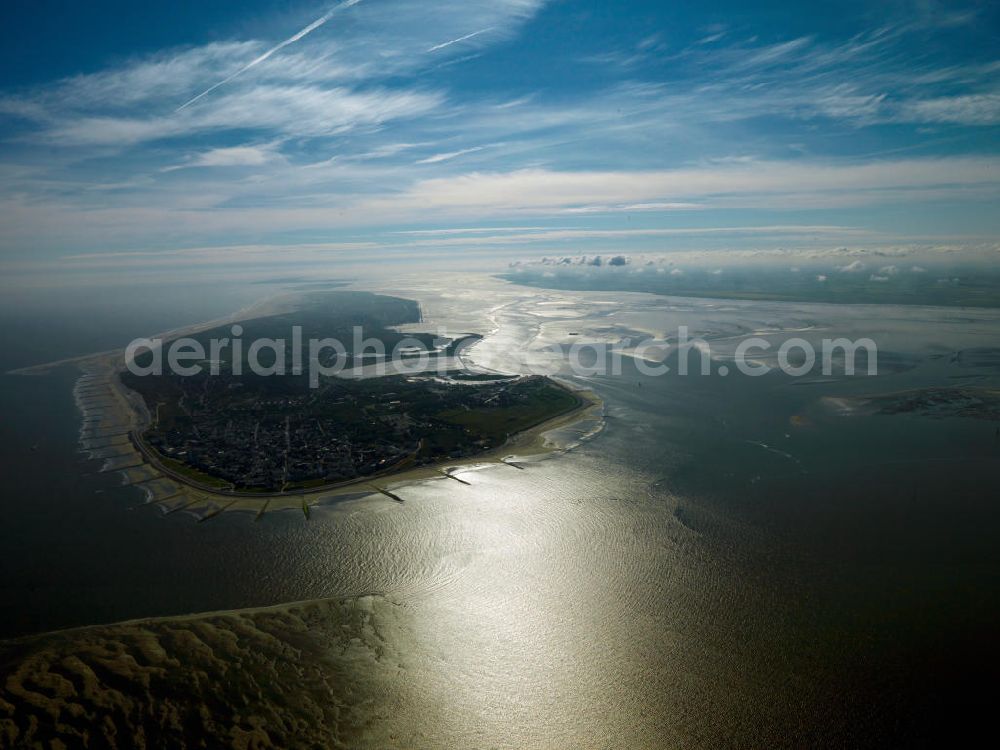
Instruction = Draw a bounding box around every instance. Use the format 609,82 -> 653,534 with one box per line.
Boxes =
503,261 -> 1000,307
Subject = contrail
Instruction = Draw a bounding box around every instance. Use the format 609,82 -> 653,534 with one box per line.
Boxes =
176,0 -> 363,112
427,27 -> 493,53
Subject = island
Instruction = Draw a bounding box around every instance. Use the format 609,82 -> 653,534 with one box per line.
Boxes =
68,289 -> 599,513
123,369 -> 581,494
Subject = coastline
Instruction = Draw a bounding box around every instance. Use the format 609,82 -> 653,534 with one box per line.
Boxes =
118,373 -> 601,512
0,591 -> 375,644
28,293 -> 605,520
0,594 -> 411,748
6,290 -> 303,377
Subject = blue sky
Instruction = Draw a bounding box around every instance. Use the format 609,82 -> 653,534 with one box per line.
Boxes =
0,0 -> 998,275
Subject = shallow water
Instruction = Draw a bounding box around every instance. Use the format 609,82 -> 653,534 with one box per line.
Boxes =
1,273 -> 998,746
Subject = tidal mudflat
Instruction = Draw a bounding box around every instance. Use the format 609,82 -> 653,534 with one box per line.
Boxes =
2,273 -> 999,747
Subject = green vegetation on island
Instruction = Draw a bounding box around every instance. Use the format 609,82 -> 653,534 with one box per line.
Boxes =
120,291 -> 583,494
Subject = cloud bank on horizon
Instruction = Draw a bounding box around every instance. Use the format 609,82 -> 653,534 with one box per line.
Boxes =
0,0 -> 998,274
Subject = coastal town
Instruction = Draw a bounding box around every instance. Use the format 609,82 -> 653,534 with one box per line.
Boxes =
121,368 -> 580,492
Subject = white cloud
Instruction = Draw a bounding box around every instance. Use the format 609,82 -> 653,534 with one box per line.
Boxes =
1,0 -> 545,148
1,0 -> 998,263
164,144 -> 284,171
65,241 -> 380,268
416,145 -> 487,164
354,158 -> 1000,217
45,85 -> 445,146
563,202 -> 703,214
177,0 -> 365,111
837,260 -> 866,273
896,93 -> 1000,126
4,153 -> 996,252
393,226 -> 554,235
43,42 -> 262,109
427,27 -> 495,53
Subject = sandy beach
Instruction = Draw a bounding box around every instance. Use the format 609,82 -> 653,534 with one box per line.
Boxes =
16,292 -> 604,520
